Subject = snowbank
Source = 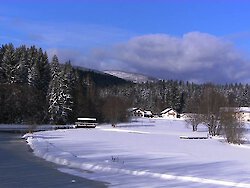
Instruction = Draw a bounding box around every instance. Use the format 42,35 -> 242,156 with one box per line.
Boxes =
25,118 -> 250,187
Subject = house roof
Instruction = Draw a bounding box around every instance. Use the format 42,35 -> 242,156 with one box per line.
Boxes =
144,110 -> 152,115
77,117 -> 96,121
161,108 -> 176,114
239,107 -> 250,113
220,107 -> 250,113
128,108 -> 138,112
128,108 -> 142,112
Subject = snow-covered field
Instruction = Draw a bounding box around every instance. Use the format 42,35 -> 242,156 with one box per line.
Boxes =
25,118 -> 250,187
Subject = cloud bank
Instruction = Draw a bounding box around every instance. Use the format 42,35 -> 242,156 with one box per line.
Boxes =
86,32 -> 249,83
2,15 -> 249,84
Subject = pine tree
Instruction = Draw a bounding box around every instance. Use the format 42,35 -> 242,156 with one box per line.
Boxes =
0,45 -> 4,82
47,55 -> 61,124
59,61 -> 75,123
27,46 -> 38,86
15,46 -> 28,84
28,62 -> 40,88
1,44 -> 17,83
39,51 -> 50,94
73,71 -> 86,118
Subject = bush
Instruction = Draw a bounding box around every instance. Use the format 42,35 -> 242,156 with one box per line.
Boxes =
220,110 -> 245,144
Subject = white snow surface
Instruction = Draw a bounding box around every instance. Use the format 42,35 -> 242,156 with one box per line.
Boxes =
104,70 -> 157,83
25,118 -> 250,187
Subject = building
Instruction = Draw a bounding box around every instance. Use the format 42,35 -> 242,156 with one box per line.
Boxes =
160,108 -> 178,119
129,108 -> 145,117
75,117 -> 97,128
129,108 -> 154,118
239,107 -> 250,121
220,107 -> 250,122
144,110 -> 153,118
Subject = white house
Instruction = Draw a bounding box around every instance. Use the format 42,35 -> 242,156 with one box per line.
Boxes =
129,108 -> 154,118
129,108 -> 144,117
220,107 -> 250,122
160,108 -> 178,119
239,107 -> 250,122
144,110 -> 153,118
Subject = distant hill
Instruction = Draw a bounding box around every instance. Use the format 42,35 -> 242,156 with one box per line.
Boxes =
104,70 -> 158,83
74,66 -> 132,88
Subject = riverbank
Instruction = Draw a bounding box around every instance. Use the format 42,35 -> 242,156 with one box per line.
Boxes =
0,124 -> 75,133
0,132 -> 108,188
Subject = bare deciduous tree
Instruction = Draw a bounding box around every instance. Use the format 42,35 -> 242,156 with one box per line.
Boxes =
198,84 -> 228,136
185,89 -> 203,131
102,96 -> 129,126
220,108 -> 245,144
185,113 -> 203,131
186,83 -> 246,144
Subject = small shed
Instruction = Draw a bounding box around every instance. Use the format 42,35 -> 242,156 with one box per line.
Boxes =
75,118 -> 97,128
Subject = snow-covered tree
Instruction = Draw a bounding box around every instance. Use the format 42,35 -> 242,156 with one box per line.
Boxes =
1,44 -> 16,83
28,62 -> 40,88
0,45 -> 4,82
39,51 -> 50,94
58,61 -> 75,123
47,57 -> 76,124
14,46 -> 28,84
47,55 -> 61,124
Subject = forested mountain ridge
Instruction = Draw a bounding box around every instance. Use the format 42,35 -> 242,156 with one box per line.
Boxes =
76,66 -> 131,88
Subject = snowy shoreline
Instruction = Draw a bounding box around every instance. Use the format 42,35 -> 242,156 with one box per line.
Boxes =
24,118 -> 250,187
0,124 -> 75,133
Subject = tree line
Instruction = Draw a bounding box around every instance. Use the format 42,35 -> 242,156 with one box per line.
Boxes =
102,81 -> 248,143
0,44 -> 129,125
1,43 -> 250,134
185,84 -> 245,144
100,80 -> 250,114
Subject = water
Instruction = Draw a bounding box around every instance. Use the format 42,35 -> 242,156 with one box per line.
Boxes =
0,133 -> 108,188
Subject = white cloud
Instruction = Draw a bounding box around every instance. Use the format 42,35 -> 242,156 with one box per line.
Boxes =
88,32 -> 249,83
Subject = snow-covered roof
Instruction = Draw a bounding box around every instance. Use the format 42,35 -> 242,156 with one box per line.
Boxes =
144,110 -> 152,115
239,107 -> 250,113
128,108 -> 139,112
77,117 -> 96,121
220,107 -> 250,113
161,108 -> 176,114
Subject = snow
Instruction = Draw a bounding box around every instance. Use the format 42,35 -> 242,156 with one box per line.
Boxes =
161,108 -> 173,114
25,118 -> 250,187
239,107 -> 250,113
104,70 -> 157,83
0,124 -> 74,132
77,117 -> 96,121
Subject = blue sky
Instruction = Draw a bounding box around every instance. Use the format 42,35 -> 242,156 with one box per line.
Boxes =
2,0 -> 250,83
